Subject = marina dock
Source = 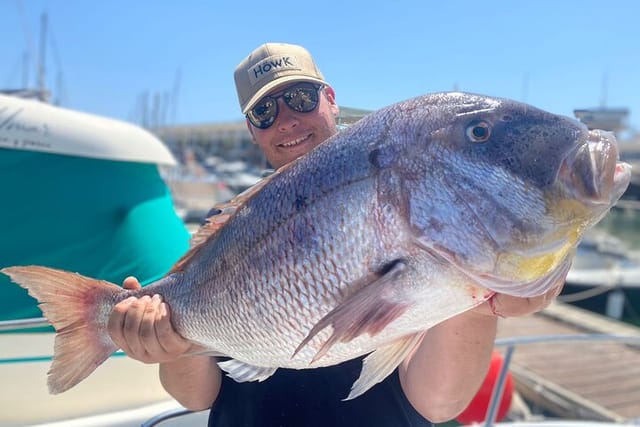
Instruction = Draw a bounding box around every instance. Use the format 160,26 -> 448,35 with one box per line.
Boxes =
496,301 -> 640,422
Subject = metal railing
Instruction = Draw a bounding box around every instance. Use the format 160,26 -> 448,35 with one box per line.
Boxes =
5,317 -> 638,426
0,316 -> 49,331
140,407 -> 199,427
486,334 -> 640,427
138,333 -> 640,427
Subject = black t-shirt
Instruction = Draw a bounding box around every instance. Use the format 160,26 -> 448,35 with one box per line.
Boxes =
208,357 -> 433,427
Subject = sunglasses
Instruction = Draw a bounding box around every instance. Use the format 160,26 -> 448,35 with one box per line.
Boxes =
247,82 -> 324,129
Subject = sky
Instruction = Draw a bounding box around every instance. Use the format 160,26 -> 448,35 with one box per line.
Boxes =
1,0 -> 639,132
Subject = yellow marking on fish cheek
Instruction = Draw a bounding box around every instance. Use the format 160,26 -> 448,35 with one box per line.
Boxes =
497,195 -> 591,281
545,196 -> 596,254
499,248 -> 567,282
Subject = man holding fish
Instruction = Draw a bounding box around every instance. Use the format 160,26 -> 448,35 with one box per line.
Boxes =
106,43 -> 571,426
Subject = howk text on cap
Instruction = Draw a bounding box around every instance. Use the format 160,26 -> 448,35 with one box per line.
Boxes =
249,55 -> 301,85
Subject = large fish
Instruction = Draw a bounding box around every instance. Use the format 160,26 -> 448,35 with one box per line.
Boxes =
2,92 -> 630,400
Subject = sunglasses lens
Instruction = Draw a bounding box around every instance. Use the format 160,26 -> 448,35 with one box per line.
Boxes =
248,98 -> 277,129
247,83 -> 322,129
283,84 -> 320,112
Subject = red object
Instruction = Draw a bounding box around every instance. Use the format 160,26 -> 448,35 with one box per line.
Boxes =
456,351 -> 514,424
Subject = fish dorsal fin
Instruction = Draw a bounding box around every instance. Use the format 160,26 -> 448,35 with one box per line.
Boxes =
345,332 -> 425,400
185,158 -> 300,253
294,259 -> 411,363
168,175 -> 274,274
187,203 -> 238,248
190,176 -> 273,247
218,359 -> 278,382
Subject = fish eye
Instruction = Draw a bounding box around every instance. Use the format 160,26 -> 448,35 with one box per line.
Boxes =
466,121 -> 491,143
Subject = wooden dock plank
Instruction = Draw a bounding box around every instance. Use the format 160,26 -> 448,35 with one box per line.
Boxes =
496,301 -> 640,421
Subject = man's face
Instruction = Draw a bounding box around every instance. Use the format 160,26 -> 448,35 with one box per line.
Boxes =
247,83 -> 340,169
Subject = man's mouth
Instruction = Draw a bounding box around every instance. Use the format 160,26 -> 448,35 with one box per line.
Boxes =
279,133 -> 312,148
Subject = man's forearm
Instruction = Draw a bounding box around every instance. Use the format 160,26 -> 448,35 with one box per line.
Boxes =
399,311 -> 498,422
159,355 -> 222,411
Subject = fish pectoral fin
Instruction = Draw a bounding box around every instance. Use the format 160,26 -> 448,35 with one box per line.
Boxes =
218,359 -> 277,383
345,332 -> 425,401
188,346 -> 225,358
294,259 -> 411,363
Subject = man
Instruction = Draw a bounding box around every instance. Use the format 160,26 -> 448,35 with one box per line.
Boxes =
108,43 -> 562,426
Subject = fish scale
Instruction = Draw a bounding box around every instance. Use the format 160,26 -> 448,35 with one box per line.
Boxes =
192,180 -> 387,363
1,91 -> 630,400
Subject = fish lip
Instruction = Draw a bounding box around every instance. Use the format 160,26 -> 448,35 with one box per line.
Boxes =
559,129 -> 631,206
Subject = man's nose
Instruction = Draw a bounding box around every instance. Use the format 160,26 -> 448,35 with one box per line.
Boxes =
275,98 -> 299,131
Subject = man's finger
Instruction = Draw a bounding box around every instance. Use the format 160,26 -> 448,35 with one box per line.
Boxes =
155,302 -> 192,356
108,296 -> 137,352
122,296 -> 151,357
137,294 -> 166,362
123,276 -> 142,290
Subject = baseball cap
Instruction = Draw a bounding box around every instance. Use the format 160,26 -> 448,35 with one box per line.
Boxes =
234,43 -> 328,114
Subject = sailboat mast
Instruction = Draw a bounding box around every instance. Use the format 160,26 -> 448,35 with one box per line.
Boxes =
37,13 -> 48,102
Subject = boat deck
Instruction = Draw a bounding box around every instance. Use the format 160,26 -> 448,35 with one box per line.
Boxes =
496,302 -> 640,422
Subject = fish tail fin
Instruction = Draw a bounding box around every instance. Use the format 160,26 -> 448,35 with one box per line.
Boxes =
1,265 -> 123,394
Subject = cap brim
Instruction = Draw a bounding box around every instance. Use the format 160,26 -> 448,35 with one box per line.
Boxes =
241,76 -> 327,114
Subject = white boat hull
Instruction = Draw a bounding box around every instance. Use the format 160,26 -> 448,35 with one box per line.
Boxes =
0,332 -> 180,427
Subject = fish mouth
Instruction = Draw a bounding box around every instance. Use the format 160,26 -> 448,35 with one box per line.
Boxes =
559,129 -> 631,206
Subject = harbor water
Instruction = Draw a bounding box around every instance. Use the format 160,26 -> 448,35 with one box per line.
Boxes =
563,206 -> 640,326
596,206 -> 640,251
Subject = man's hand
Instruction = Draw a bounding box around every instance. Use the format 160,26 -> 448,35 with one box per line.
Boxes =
473,282 -> 564,318
108,277 -> 193,363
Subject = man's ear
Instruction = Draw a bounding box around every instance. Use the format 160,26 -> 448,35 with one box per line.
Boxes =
324,86 -> 340,117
